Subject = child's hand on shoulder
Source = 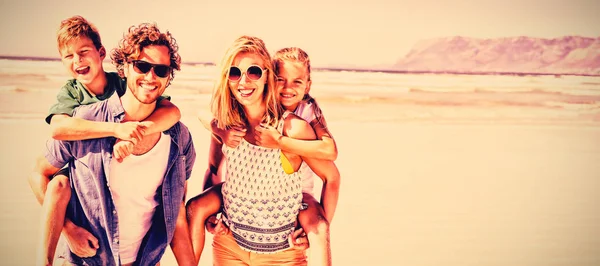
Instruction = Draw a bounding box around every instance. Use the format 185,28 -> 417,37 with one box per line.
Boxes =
113,139 -> 134,162
222,126 -> 246,148
255,124 -> 282,149
114,121 -> 147,144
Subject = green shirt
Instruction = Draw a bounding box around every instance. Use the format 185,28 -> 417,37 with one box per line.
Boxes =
45,72 -> 170,124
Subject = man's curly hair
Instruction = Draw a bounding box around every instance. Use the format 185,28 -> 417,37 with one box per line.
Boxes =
110,23 -> 181,86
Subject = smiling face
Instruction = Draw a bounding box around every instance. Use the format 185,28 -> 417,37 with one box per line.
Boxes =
228,52 -> 267,109
124,45 -> 171,104
276,60 -> 311,111
59,37 -> 106,88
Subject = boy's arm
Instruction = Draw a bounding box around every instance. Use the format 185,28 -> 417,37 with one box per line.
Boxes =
50,114 -> 146,142
255,116 -> 338,161
284,117 -> 341,222
140,99 -> 181,135
47,82 -> 143,141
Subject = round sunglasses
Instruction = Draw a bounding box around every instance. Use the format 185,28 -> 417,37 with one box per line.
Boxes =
228,65 -> 265,82
130,60 -> 172,78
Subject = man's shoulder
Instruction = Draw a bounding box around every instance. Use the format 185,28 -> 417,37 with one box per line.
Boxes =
168,121 -> 191,135
166,121 -> 194,143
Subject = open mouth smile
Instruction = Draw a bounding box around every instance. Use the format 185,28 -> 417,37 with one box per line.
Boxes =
239,86 -> 255,97
139,82 -> 158,91
280,93 -> 296,99
75,66 -> 90,75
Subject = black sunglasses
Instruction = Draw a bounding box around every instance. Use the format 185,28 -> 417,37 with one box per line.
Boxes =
130,60 -> 172,78
228,65 -> 265,82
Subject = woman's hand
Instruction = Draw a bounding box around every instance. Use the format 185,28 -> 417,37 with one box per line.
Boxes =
206,213 -> 229,235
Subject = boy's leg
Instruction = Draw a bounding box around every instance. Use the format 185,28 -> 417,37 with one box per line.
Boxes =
186,183 -> 224,265
297,193 -> 331,266
36,168 -> 71,266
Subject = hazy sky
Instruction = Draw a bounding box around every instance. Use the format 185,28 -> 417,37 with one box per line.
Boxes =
1,0 -> 598,67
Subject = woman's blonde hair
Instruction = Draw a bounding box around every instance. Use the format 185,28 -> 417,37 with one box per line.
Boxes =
211,35 -> 281,129
273,47 -> 325,126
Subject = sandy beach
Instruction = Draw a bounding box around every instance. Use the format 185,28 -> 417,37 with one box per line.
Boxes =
1,61 -> 599,265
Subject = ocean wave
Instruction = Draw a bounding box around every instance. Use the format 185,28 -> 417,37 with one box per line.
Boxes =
3,59 -> 599,108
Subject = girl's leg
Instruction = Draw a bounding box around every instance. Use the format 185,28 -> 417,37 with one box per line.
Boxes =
297,193 -> 331,266
186,183 -> 224,265
37,169 -> 71,266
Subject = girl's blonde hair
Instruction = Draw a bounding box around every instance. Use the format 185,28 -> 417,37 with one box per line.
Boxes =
273,47 -> 325,126
211,36 -> 280,129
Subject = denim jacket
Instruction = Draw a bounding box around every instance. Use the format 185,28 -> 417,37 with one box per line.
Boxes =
44,93 -> 196,265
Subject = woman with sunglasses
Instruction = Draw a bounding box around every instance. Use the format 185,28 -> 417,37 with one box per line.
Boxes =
186,35 -> 337,265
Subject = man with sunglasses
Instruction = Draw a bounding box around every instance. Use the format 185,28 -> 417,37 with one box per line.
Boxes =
32,22 -> 196,266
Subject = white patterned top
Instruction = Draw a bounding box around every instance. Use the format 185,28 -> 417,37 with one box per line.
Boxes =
221,113 -> 303,254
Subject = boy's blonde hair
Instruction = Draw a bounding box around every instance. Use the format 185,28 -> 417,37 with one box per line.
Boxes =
56,16 -> 103,53
211,35 -> 281,130
273,47 -> 325,126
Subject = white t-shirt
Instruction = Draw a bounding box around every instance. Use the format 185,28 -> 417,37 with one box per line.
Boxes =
108,133 -> 171,264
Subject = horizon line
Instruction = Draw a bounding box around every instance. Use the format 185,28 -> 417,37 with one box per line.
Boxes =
1,55 -> 598,78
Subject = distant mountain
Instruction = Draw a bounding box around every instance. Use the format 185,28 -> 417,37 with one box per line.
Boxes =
394,36 -> 600,76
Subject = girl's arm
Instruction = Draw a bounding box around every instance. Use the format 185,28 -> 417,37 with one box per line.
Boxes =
256,116 -> 338,161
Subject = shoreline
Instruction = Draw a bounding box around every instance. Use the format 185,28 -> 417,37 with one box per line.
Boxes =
2,56 -> 599,77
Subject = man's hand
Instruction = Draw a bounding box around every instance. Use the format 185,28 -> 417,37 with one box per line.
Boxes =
63,223 -> 99,258
221,127 -> 246,148
114,122 -> 147,144
206,213 -> 229,235
288,228 -> 309,250
254,124 -> 282,149
113,139 -> 134,163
